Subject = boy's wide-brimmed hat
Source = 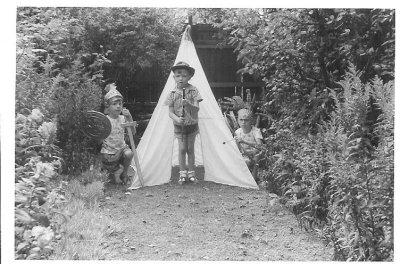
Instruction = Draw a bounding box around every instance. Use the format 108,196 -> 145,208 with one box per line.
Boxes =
171,61 -> 195,76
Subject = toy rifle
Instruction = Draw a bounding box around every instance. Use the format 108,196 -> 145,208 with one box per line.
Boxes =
239,139 -> 267,152
181,87 -> 186,141
223,137 -> 266,152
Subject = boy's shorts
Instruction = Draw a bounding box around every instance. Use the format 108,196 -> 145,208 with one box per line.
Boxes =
174,123 -> 199,140
101,145 -> 130,173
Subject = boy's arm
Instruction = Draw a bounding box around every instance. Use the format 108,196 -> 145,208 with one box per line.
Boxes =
169,105 -> 183,124
235,140 -> 245,154
122,108 -> 136,135
234,131 -> 246,154
182,99 -> 199,112
253,127 -> 264,147
255,138 -> 263,146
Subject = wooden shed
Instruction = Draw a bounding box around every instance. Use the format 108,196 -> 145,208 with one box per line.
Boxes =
190,23 -> 264,101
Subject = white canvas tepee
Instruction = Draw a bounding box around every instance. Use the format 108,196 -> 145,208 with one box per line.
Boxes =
129,26 -> 258,190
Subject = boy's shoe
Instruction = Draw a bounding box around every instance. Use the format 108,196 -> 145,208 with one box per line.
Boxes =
187,170 -> 198,184
178,170 -> 187,185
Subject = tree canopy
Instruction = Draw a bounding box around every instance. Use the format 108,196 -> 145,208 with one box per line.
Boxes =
194,8 -> 394,131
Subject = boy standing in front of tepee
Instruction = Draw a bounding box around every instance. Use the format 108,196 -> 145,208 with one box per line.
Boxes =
165,61 -> 203,184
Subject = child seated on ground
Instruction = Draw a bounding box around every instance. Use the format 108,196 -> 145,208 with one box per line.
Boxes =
101,83 -> 135,184
234,108 -> 263,184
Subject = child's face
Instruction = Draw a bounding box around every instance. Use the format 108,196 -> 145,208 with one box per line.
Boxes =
238,117 -> 252,130
107,99 -> 123,117
173,69 -> 192,89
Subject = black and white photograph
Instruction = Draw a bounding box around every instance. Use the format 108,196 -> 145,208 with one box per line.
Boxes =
2,0 -> 397,262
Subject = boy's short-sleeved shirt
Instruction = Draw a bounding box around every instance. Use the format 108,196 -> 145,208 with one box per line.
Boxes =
164,84 -> 203,125
235,126 -> 263,154
101,115 -> 128,154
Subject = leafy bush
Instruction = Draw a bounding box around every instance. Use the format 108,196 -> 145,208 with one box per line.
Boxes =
260,65 -> 393,261
310,67 -> 394,261
15,122 -> 107,260
17,7 -> 107,175
50,59 -> 104,175
200,8 -> 394,131
15,8 -> 104,258
15,109 -> 66,260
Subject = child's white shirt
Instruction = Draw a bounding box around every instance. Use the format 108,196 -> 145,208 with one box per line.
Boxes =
235,126 -> 263,153
101,115 -> 128,154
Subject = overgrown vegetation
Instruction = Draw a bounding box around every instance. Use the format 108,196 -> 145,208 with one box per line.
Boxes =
15,7 -> 394,261
15,7 -> 182,260
200,8 -> 394,261
271,67 -> 394,261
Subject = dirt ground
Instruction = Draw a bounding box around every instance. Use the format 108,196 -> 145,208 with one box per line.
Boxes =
98,166 -> 333,261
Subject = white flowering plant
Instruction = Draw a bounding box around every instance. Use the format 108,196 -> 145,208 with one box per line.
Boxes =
15,108 -> 66,260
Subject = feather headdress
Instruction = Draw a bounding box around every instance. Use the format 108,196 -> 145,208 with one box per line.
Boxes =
104,83 -> 123,103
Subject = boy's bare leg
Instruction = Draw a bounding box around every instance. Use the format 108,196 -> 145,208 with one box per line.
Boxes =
178,138 -> 187,171
187,135 -> 196,171
187,134 -> 198,183
121,149 -> 134,183
252,164 -> 259,182
177,138 -> 188,184
252,153 -> 261,183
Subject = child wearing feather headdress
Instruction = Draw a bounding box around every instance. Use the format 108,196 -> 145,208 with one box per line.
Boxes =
101,83 -> 136,184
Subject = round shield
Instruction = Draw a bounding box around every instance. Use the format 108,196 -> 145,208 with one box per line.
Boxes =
82,110 -> 111,141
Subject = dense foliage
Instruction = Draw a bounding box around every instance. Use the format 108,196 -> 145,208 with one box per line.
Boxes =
79,7 -> 182,102
16,7 -> 183,174
196,8 -> 394,132
197,8 -> 394,261
15,7 -> 183,259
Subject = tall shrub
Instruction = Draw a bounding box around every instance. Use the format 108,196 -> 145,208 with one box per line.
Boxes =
258,65 -> 393,261
292,66 -> 393,261
17,7 -> 107,175
50,59 -> 104,175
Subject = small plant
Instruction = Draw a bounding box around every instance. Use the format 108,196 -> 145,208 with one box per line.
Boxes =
67,179 -> 105,207
50,168 -> 116,260
50,193 -> 120,260
78,164 -> 109,186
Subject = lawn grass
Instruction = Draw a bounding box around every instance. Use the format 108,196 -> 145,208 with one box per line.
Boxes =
50,179 -> 121,260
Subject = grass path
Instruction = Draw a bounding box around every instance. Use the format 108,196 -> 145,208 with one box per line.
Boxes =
97,167 -> 332,261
